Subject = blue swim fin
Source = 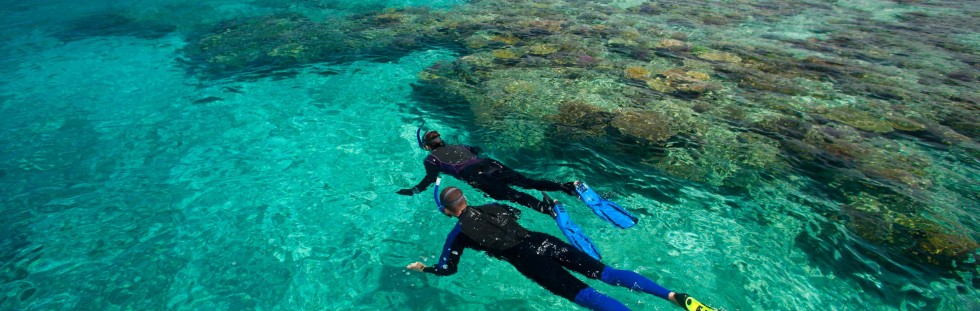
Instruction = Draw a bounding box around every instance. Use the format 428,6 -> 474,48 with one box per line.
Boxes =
552,197 -> 602,260
575,182 -> 638,229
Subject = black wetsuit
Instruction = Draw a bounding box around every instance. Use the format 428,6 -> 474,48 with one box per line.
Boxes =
422,204 -> 606,301
410,144 -> 566,215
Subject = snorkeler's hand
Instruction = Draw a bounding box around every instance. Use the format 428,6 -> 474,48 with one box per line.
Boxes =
406,262 -> 426,272
541,192 -> 558,217
396,187 -> 419,196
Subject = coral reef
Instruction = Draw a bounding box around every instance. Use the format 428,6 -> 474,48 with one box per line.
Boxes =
183,13 -> 349,73
175,0 -> 980,273
181,9 -> 463,76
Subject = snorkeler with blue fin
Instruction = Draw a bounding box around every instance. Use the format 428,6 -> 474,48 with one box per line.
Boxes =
398,122 -> 640,259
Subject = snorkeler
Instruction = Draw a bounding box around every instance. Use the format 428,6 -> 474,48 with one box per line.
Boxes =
406,186 -> 717,311
396,127 -> 573,215
397,123 -> 637,259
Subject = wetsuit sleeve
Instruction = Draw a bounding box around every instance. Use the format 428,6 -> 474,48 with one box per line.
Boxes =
422,223 -> 466,276
412,156 -> 440,192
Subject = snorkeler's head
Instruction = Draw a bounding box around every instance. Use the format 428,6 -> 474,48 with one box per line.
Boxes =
421,130 -> 444,150
415,121 -> 444,150
439,186 -> 466,216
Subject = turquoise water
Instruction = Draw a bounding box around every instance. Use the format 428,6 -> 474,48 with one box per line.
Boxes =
1,0 -> 977,310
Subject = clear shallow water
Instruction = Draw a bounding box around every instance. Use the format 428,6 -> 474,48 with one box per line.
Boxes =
0,0 -> 977,310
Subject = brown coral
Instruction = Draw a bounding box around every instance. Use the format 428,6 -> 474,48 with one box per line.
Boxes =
611,110 -> 679,143
623,67 -> 651,80
374,13 -> 403,24
824,107 -> 895,133
551,101 -> 615,138
492,49 -> 520,60
698,51 -> 742,63
906,223 -> 979,268
843,192 -> 979,270
656,38 -> 687,50
528,44 -> 559,56
491,34 -> 521,45
520,19 -> 564,33
645,68 -> 715,95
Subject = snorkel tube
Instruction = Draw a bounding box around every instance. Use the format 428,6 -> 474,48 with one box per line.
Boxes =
416,120 -> 427,149
433,177 -> 448,216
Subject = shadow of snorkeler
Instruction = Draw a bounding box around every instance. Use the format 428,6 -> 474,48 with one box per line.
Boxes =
356,264 -> 529,310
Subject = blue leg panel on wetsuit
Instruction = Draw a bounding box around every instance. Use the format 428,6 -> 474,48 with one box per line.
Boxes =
573,287 -> 629,311
600,266 -> 671,300
554,201 -> 602,260
575,182 -> 638,229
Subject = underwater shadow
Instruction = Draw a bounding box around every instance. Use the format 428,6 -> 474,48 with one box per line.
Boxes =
52,12 -> 176,42
357,264 -> 528,310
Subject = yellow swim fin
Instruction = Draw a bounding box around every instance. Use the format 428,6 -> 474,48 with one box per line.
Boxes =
675,293 -> 716,311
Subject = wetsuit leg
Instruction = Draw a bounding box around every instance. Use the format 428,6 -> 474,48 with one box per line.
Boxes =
574,287 -> 630,311
523,233 -> 673,304
504,247 -> 588,301
500,234 -> 590,301
599,266 -> 672,300
489,188 -> 554,215
486,160 -> 576,196
490,162 -> 564,191
465,163 -> 554,215
530,233 -> 606,279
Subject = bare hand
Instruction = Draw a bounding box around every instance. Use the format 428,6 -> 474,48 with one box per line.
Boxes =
406,262 -> 426,272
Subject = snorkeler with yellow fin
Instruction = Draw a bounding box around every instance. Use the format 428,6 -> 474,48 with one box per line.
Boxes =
408,184 -> 719,311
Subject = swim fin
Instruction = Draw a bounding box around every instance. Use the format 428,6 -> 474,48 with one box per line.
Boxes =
550,195 -> 602,260
575,182 -> 638,229
673,293 -> 717,311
